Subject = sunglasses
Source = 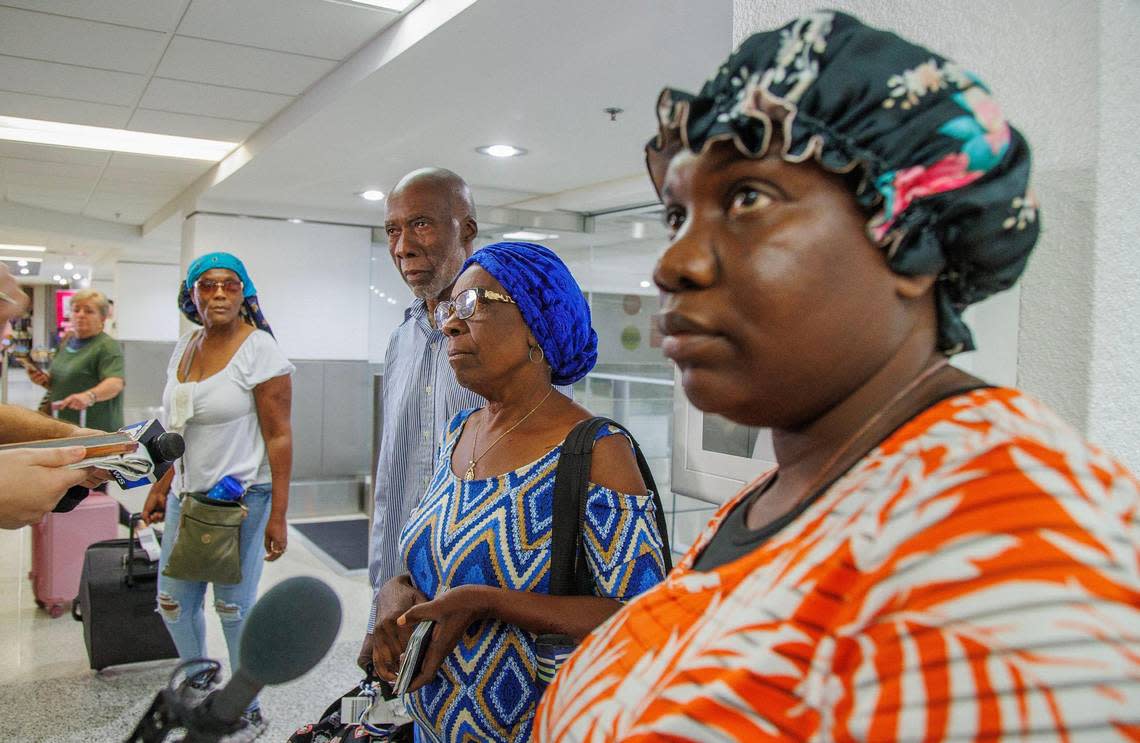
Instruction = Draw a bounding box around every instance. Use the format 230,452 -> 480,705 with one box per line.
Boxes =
434,287 -> 516,328
195,278 -> 244,296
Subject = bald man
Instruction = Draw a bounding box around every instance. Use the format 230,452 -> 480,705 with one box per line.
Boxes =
360,168 -> 487,667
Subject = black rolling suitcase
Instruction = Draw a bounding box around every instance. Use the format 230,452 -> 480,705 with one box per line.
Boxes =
72,515 -> 179,670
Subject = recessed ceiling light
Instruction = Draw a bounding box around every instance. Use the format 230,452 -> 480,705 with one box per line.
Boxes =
58,279 -> 67,285
477,144 -> 526,158
0,116 -> 236,161
63,262 -> 74,270
379,292 -> 386,298
359,189 -> 385,202
503,231 -> 558,241
72,273 -> 82,280
287,218 -> 304,224
52,274 -> 62,281
631,222 -> 647,240
19,268 -> 29,275
0,243 -> 46,253
639,280 -> 652,289
17,260 -> 27,267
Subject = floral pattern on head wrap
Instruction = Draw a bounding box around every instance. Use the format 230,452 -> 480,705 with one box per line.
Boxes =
646,11 -> 1039,354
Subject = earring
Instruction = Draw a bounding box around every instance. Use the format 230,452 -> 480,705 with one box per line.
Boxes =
528,345 -> 545,364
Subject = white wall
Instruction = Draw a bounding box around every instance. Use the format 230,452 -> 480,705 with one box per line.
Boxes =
182,214 -> 372,360
367,241 -> 414,364
113,262 -> 180,341
1089,0 -> 1140,468
733,0 -> 1139,469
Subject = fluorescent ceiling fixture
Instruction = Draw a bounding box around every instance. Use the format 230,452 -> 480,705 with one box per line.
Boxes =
325,0 -> 415,11
359,189 -> 385,202
3,256 -> 42,264
0,116 -> 236,161
503,230 -> 558,241
0,243 -> 46,253
477,144 -> 526,158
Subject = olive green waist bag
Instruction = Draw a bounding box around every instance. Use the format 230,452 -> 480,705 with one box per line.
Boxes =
162,493 -> 247,585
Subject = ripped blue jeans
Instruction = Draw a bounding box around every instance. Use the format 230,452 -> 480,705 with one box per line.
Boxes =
156,484 -> 272,708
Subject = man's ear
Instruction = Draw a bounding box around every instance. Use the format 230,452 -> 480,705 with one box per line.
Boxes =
894,271 -> 937,300
462,216 -> 478,245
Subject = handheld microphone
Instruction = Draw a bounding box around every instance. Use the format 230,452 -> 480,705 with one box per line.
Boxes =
182,576 -> 343,741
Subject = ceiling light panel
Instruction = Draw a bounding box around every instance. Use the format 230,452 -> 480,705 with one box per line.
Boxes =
326,0 -> 414,11
0,116 -> 237,161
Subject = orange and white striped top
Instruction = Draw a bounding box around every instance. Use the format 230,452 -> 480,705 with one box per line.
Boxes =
535,388 -> 1140,741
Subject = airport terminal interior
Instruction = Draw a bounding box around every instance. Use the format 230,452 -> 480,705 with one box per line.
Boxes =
1,1 -> 1137,741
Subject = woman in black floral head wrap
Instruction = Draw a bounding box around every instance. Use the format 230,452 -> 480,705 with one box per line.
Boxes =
535,12 -> 1140,742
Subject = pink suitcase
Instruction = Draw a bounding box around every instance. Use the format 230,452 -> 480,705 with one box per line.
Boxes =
29,493 -> 119,617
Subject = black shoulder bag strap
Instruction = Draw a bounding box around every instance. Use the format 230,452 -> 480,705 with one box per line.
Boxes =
548,417 -> 673,597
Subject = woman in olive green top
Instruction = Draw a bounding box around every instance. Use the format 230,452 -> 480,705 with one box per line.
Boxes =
29,289 -> 125,432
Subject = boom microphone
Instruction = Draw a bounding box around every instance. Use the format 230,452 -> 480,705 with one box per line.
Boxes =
183,576 -> 343,741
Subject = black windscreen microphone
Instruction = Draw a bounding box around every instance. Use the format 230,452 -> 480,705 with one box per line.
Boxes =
182,576 -> 343,742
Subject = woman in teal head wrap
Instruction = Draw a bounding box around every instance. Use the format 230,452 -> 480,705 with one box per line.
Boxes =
178,252 -> 274,335
143,251 -> 294,739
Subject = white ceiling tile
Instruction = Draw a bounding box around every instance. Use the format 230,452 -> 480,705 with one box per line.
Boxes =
83,193 -> 172,224
0,157 -> 104,183
179,0 -> 396,59
0,90 -> 131,128
156,36 -> 337,96
0,7 -> 168,74
0,142 -> 111,166
127,109 -> 258,142
101,153 -> 212,187
0,56 -> 145,107
0,1 -> 186,31
139,78 -> 293,122
4,185 -> 93,214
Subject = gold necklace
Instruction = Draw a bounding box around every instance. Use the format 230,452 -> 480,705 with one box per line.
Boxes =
772,357 -> 953,508
464,388 -> 555,481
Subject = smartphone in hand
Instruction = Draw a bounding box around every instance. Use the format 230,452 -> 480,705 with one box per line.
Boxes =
394,620 -> 436,696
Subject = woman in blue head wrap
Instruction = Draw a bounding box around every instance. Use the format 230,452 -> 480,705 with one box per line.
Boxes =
367,242 -> 669,743
142,252 -> 294,738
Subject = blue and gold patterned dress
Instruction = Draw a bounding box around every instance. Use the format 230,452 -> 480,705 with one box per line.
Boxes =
399,408 -> 668,743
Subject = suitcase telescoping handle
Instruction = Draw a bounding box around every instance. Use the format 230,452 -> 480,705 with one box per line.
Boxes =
125,513 -> 150,588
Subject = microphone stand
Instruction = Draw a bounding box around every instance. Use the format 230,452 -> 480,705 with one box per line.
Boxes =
126,660 -> 243,743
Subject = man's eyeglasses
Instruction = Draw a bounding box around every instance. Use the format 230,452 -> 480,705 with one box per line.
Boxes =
195,278 -> 244,296
434,287 -> 516,328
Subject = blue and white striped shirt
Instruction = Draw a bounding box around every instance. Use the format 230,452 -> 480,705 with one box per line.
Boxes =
368,299 -> 484,628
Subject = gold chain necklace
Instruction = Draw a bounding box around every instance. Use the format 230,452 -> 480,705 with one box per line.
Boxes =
464,388 -> 555,481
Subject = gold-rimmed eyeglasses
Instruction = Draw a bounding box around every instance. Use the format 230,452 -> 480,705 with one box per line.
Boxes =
434,287 -> 516,328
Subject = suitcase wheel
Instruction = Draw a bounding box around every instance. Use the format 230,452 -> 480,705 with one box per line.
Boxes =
48,603 -> 65,618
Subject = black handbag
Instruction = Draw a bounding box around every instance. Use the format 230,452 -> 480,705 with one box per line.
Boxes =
288,667 -> 413,743
536,417 -> 673,682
